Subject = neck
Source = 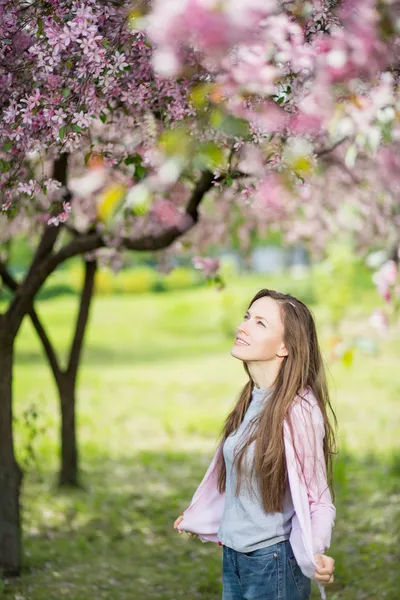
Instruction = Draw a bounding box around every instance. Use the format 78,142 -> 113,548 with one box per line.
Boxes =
246,357 -> 283,389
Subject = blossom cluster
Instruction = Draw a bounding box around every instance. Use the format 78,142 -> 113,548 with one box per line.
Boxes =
0,0 -> 193,210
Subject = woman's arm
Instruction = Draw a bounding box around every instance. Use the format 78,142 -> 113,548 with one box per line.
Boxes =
286,397 -> 336,555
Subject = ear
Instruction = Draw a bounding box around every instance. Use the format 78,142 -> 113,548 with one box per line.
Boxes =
276,343 -> 288,358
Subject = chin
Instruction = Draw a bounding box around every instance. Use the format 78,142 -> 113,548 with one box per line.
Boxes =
231,345 -> 248,360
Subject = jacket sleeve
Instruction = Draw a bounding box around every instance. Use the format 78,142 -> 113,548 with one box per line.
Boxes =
286,398 -> 336,555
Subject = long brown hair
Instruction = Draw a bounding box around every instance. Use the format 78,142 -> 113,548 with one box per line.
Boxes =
216,288 -> 337,513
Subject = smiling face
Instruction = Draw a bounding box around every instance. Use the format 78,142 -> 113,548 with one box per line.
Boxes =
231,296 -> 288,362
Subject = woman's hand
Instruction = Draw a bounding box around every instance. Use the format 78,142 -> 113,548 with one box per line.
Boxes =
173,515 -> 198,538
314,554 -> 335,586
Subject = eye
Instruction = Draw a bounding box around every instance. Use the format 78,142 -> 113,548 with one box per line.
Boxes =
244,314 -> 266,327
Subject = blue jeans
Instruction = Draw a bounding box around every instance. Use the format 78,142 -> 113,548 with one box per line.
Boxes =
222,540 -> 312,600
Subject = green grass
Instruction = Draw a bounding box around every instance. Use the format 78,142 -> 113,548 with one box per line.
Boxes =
2,276 -> 399,599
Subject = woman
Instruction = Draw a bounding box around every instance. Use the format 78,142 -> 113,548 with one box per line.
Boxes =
174,289 -> 337,600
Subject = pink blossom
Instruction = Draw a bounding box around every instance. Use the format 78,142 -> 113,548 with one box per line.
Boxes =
192,256 -> 220,277
51,108 -> 66,126
3,103 -> 19,124
47,201 -> 72,226
151,198 -> 183,228
72,111 -> 91,128
251,174 -> 290,221
17,180 -> 40,196
21,89 -> 41,111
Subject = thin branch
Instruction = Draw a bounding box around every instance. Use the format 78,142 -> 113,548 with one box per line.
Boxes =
7,231 -> 103,333
185,170 -> 215,220
7,153 -> 72,326
0,262 -> 61,378
28,309 -> 62,381
316,136 -> 349,157
322,154 -> 362,185
26,153 -> 70,271
67,259 -> 97,380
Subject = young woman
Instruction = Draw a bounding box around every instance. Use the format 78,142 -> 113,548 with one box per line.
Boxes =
174,289 -> 337,600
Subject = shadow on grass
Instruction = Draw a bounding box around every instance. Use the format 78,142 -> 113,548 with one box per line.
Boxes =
5,448 -> 400,600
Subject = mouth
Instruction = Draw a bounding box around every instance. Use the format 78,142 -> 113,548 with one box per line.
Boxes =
234,337 -> 250,347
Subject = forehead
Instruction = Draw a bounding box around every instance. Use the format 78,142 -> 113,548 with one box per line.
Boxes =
249,296 -> 283,324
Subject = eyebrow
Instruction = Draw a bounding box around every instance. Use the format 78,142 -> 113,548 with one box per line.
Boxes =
245,311 -> 268,323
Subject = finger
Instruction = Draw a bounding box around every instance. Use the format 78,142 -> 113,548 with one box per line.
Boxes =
324,561 -> 335,573
314,554 -> 324,568
315,566 -> 334,576
315,574 -> 334,584
321,556 -> 335,570
174,516 -> 183,528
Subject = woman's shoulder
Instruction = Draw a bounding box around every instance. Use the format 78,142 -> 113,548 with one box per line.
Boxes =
289,388 -> 323,423
291,387 -> 317,408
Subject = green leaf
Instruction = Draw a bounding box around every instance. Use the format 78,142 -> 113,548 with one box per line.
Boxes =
3,141 -> 13,152
37,17 -> 44,37
62,88 -> 71,98
84,151 -> 92,166
71,124 -> 82,133
134,165 -> 146,180
209,110 -> 249,138
381,122 -> 393,144
124,156 -> 136,166
159,126 -> 191,156
196,142 -> 225,171
190,83 -> 213,109
59,126 -> 66,140
100,112 -> 107,124
277,96 -> 284,105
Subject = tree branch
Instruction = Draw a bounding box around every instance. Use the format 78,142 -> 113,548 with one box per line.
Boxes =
185,170 -> 215,220
7,168 -> 217,332
316,136 -> 349,157
8,153 -> 72,325
26,153 -> 70,273
7,231 -> 104,333
322,153 -> 362,185
0,262 -> 61,378
67,259 -> 97,380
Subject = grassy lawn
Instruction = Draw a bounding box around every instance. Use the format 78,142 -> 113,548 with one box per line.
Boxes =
1,276 -> 399,599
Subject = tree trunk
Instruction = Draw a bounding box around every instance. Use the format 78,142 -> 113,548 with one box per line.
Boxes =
58,259 -> 97,488
0,318 -> 22,575
58,376 -> 80,487
2,256 -> 97,489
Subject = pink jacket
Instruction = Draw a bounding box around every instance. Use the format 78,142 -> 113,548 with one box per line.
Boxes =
178,390 -> 336,600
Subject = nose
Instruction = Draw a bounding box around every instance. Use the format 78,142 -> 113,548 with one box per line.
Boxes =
237,323 -> 248,337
